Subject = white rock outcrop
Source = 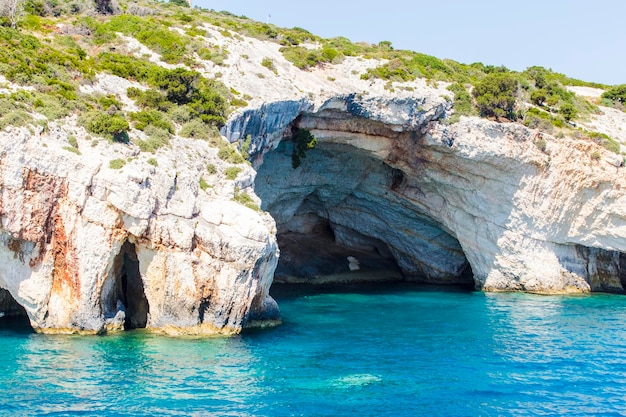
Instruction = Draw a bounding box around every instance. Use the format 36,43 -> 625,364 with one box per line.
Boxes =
0,120 -> 279,334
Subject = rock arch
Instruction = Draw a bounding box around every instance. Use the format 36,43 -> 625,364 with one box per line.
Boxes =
255,137 -> 474,286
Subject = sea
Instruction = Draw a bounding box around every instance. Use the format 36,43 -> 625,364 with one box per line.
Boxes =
1,282 -> 626,416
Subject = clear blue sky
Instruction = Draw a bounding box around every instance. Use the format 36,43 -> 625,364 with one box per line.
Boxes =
193,0 -> 625,85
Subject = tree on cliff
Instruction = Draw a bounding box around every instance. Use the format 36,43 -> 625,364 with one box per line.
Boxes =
291,128 -> 317,169
472,73 -> 519,120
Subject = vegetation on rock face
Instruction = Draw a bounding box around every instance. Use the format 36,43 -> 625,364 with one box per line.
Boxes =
602,85 -> 626,105
291,128 -> 317,169
472,72 -> 519,120
82,111 -> 130,143
0,0 -> 234,147
0,0 -> 621,160
232,186 -> 259,211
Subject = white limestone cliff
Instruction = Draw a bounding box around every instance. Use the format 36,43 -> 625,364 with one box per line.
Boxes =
0,118 -> 279,334
1,23 -> 626,335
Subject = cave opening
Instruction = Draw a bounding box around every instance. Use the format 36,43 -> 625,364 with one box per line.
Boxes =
254,137 -> 475,288
0,288 -> 33,331
105,241 -> 149,330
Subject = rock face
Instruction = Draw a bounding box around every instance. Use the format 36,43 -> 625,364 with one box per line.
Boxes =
2,25 -> 626,334
3,90 -> 626,335
227,94 -> 626,294
0,121 -> 279,334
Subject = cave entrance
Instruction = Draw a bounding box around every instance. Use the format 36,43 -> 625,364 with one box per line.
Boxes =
113,241 -> 149,330
254,140 -> 474,287
275,215 -> 404,284
0,288 -> 33,331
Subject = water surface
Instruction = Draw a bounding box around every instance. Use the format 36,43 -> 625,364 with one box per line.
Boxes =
2,283 -> 626,416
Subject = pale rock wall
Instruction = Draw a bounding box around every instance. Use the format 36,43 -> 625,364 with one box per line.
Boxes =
0,121 -> 279,334
239,94 -> 626,293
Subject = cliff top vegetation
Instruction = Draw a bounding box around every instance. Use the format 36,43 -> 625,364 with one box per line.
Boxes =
0,0 -> 624,155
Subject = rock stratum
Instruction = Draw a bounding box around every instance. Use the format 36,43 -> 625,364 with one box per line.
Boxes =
1,16 -> 626,334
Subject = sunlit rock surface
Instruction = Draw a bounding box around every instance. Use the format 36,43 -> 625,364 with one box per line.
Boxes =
231,94 -> 626,293
0,122 -> 279,334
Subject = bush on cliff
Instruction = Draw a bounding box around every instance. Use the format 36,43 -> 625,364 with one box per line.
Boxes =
82,111 -> 129,143
472,73 -> 519,120
602,84 -> 626,104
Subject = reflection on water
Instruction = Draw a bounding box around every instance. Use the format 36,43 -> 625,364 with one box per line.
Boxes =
2,284 -> 626,416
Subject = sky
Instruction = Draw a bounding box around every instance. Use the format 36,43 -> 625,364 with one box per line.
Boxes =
193,0 -> 626,85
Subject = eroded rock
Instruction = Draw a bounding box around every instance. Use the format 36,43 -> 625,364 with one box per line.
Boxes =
0,123 -> 279,334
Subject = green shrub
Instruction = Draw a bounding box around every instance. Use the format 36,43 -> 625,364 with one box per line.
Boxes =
129,110 -> 173,132
530,89 -> 547,106
601,84 -> 626,104
446,83 -> 473,119
168,105 -> 193,123
147,158 -> 158,166
97,53 -> 164,82
240,135 -> 252,159
231,97 -> 248,107
135,125 -> 170,152
67,135 -> 78,148
169,0 -> 190,7
197,46 -> 229,66
589,131 -> 620,153
96,15 -> 188,63
63,146 -> 81,155
179,119 -> 210,139
224,166 -> 241,180
109,159 -> 126,169
280,46 -> 333,70
261,57 -> 277,74
199,177 -> 210,190
232,187 -> 259,211
472,73 -> 518,120
0,109 -> 33,130
291,128 -> 317,168
206,163 -> 217,174
82,111 -> 129,143
217,142 -> 245,164
559,103 -> 577,122
0,27 -> 92,85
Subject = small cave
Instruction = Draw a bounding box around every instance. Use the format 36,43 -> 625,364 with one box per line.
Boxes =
274,215 -> 404,284
103,241 -> 149,330
0,288 -> 33,330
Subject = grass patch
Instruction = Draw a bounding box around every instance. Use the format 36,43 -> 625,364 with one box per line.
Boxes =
224,166 -> 242,180
109,159 -> 126,169
232,187 -> 259,211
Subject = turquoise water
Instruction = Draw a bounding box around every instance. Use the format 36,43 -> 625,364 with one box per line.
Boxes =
2,283 -> 626,416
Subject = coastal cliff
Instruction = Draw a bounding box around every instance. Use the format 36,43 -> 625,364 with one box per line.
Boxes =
241,96 -> 626,293
0,119 -> 279,334
1,3 -> 625,333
